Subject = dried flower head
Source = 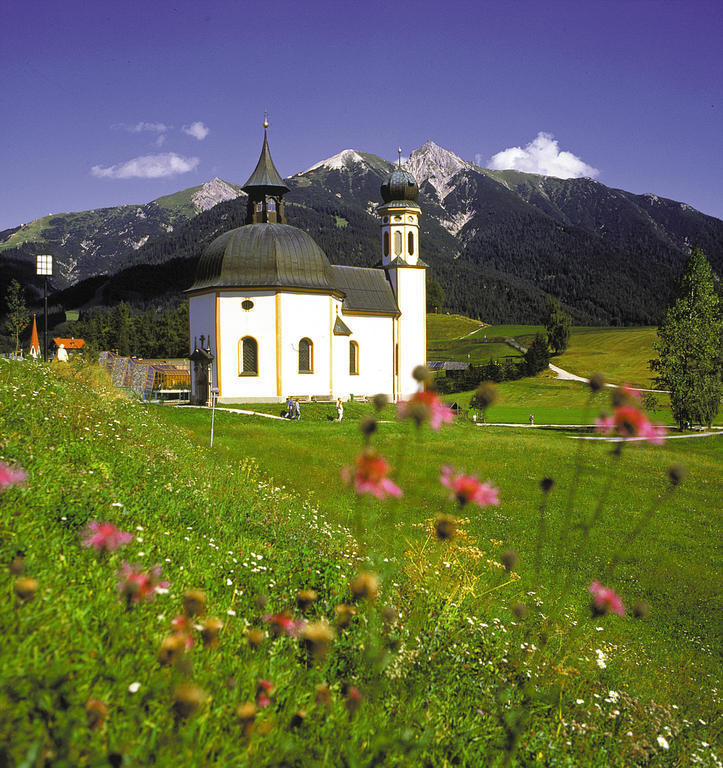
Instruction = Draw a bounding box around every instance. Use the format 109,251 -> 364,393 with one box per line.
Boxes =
412,364 -> 431,383
474,381 -> 498,409
434,513 -> 458,541
588,372 -> 606,393
13,577 -> 38,602
201,618 -> 223,648
334,603 -> 357,629
158,633 -> 186,666
85,699 -> 108,731
300,621 -> 335,660
589,580 -> 625,617
500,550 -> 519,572
117,563 -> 168,606
667,464 -> 686,487
315,684 -> 332,706
263,611 -> 304,637
256,679 -> 274,708
172,684 -> 207,720
296,589 -> 318,611
540,477 -> 555,494
236,702 -> 256,737
359,415 -> 378,438
372,393 -> 389,412
182,589 -> 207,617
632,601 -> 650,619
350,571 -> 379,602
381,605 -> 398,625
9,556 -> 25,576
246,628 -> 265,649
511,601 -> 529,620
290,710 -> 307,729
345,685 -> 362,716
254,593 -> 268,610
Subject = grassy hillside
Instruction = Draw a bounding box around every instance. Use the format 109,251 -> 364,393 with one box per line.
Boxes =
1,359 -> 720,766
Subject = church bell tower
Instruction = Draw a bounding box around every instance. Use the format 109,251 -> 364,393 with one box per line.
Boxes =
242,119 -> 290,225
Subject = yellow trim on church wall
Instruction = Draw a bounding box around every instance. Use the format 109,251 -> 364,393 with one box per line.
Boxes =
215,293 -> 222,397
329,297 -> 334,394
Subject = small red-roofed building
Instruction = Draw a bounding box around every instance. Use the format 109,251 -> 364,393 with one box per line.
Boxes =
52,338 -> 86,360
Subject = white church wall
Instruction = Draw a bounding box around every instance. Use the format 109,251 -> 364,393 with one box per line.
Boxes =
189,293 -> 217,384
394,268 -> 427,399
334,314 -> 395,399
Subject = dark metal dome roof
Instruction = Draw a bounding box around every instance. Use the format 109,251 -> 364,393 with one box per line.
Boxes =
380,168 -> 419,203
190,224 -> 335,292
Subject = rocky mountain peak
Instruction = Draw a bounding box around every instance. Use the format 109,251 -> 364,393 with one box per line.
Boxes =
192,178 -> 242,212
304,149 -> 369,174
406,142 -> 470,200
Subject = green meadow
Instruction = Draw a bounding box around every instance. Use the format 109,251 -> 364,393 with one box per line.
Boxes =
1,322 -> 721,766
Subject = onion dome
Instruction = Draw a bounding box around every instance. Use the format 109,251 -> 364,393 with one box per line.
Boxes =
380,168 -> 419,203
190,223 -> 335,292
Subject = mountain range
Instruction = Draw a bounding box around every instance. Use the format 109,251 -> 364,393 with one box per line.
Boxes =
2,142 -> 721,325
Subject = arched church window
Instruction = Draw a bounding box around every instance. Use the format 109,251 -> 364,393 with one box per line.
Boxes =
267,199 -> 276,211
394,231 -> 402,257
349,341 -> 359,375
408,231 -> 415,256
239,336 -> 258,376
298,338 -> 313,373
256,202 -> 263,212
383,232 -> 389,258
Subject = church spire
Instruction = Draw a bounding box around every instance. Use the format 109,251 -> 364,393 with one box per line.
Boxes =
242,119 -> 289,224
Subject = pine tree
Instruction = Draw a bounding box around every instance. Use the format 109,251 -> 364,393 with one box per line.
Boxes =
524,332 -> 551,376
545,297 -> 572,355
651,248 -> 721,428
4,280 -> 30,359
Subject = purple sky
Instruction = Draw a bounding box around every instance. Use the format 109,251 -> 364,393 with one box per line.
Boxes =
2,0 -> 722,230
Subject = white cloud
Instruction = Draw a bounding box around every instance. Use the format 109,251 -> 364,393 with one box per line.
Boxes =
91,153 -> 199,179
112,121 -> 169,134
183,121 -> 210,141
155,134 -> 166,147
489,132 -> 598,179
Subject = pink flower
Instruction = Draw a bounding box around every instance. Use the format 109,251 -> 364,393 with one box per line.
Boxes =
596,406 -> 665,445
589,580 -> 625,617
117,562 -> 169,604
81,521 -> 134,552
256,679 -> 274,708
621,383 -> 642,401
0,462 -> 27,490
342,450 -> 402,500
397,391 -> 454,430
263,612 -> 305,637
440,465 -> 499,508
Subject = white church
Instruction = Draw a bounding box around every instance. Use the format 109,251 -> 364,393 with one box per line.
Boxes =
187,124 -> 426,404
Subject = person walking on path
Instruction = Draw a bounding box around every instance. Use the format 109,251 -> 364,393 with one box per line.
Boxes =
529,413 -> 534,426
336,397 -> 344,422
293,398 -> 301,421
285,395 -> 294,419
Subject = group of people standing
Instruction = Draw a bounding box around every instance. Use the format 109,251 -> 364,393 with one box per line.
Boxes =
285,396 -> 301,420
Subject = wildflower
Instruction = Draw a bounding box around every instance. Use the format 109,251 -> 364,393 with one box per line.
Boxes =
500,550 -> 518,572
540,477 -> 555,494
596,405 -> 665,444
359,415 -> 378,438
117,563 -> 168,606
632,601 -> 650,619
657,735 -> 669,750
397,390 -> 454,430
128,682 -> 141,693
263,611 -> 304,637
441,465 -> 499,508
182,589 -> 207,617
668,464 -> 686,487
344,684 -> 362,716
85,699 -> 108,730
296,589 -> 318,611
412,364 -> 431,383
350,571 -> 379,602
381,605 -> 398,625
256,679 -> 274,708
343,449 -> 402,500
0,462 -> 26,490
511,601 -> 529,620
434,514 -> 458,541
300,621 -> 335,660
236,702 -> 256,737
247,628 -> 265,649
172,684 -> 207,720
589,580 -> 625,617
290,710 -> 307,729
158,633 -> 187,666
335,603 -> 357,629
621,383 -> 642,401
81,521 -> 133,553
13,577 -> 38,602
9,557 -> 25,575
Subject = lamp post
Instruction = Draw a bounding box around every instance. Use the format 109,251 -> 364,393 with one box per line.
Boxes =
36,254 -> 53,362
210,387 -> 220,447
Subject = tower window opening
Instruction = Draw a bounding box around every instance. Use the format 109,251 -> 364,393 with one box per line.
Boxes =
383,232 -> 389,258
267,198 -> 276,211
408,231 -> 414,256
298,337 -> 313,373
239,336 -> 258,376
394,231 -> 402,257
349,341 -> 359,375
